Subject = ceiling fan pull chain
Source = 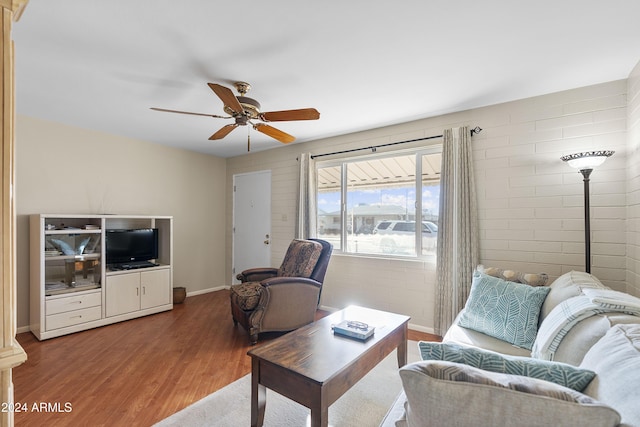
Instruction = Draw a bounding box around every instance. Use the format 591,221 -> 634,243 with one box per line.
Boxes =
247,126 -> 251,152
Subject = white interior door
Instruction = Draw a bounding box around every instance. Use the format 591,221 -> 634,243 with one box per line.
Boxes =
232,170 -> 271,283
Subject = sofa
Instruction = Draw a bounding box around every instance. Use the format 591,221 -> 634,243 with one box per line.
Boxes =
381,270 -> 640,427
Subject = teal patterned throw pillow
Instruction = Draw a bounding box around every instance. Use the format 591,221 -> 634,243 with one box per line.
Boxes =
458,271 -> 551,350
418,342 -> 596,391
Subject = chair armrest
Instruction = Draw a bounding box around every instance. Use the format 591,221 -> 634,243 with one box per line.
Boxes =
236,267 -> 278,282
250,277 -> 323,332
261,276 -> 322,288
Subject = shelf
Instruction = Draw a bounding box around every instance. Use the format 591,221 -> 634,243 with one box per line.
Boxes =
45,282 -> 101,297
44,253 -> 101,262
45,228 -> 101,235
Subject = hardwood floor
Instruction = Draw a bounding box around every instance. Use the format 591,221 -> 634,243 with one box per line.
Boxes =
13,290 -> 440,426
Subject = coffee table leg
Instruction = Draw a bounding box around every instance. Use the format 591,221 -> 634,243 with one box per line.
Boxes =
310,394 -> 329,427
397,323 -> 408,367
251,361 -> 266,427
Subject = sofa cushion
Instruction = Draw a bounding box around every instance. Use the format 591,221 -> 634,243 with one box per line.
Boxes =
399,360 -> 620,427
540,271 -> 605,321
547,312 -> 640,366
277,239 -> 323,278
418,341 -> 596,391
477,265 -> 549,287
548,314 -> 617,366
443,314 -> 532,357
458,271 -> 550,350
532,290 -> 640,361
580,324 -> 640,426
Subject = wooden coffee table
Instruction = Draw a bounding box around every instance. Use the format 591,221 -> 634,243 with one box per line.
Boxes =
247,305 -> 410,427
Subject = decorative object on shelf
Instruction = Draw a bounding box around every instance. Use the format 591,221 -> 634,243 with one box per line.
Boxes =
83,236 -> 101,254
173,287 -> 186,304
76,237 -> 91,254
50,238 -> 76,255
561,150 -> 614,273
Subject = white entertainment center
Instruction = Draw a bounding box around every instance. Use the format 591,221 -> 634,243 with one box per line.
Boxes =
29,214 -> 173,340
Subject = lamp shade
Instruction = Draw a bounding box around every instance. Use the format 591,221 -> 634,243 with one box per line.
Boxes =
561,150 -> 614,170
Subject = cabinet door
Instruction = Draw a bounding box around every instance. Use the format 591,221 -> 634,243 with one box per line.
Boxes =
140,269 -> 171,310
106,273 -> 141,317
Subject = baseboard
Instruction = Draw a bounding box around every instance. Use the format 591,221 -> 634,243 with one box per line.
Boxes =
318,304 -> 339,313
408,323 -> 436,335
186,285 -> 228,297
17,325 -> 31,334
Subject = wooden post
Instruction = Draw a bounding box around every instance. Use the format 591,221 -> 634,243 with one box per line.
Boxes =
0,2 -> 29,426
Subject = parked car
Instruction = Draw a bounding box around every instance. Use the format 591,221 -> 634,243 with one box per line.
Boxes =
372,220 -> 438,254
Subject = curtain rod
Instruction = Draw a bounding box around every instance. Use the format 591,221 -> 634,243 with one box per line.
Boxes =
310,126 -> 482,160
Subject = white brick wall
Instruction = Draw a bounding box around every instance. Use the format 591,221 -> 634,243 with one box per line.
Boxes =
226,73 -> 638,333
627,60 -> 640,297
475,80 -> 627,292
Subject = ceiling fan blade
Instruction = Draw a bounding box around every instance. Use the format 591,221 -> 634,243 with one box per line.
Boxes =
208,83 -> 244,114
253,123 -> 295,144
260,108 -> 320,122
209,124 -> 239,140
150,107 -> 229,119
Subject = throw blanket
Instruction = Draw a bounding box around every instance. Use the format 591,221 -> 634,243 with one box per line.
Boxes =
532,289 -> 640,360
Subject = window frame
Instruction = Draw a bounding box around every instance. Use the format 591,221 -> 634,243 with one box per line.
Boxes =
315,144 -> 442,259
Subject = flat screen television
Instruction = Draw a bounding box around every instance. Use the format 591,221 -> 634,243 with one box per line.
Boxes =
105,228 -> 159,265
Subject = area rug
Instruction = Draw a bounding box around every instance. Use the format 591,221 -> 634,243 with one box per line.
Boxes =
155,341 -> 420,427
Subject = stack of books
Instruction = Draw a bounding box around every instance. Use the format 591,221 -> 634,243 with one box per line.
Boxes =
332,320 -> 375,341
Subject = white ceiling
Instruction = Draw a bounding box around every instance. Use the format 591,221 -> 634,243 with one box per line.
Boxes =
12,1 -> 640,158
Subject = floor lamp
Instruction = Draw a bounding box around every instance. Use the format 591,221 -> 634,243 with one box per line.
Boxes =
561,150 -> 614,274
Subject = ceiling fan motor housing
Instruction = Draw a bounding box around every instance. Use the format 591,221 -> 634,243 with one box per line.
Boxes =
224,96 -> 261,119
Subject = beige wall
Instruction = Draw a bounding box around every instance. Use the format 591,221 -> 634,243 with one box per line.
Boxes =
227,77 -> 633,333
15,116 -> 227,329
627,60 -> 640,296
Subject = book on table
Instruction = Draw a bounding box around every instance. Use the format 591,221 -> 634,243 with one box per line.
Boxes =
332,320 -> 375,340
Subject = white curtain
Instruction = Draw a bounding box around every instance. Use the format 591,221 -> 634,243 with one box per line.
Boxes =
434,126 -> 479,336
296,153 -> 317,239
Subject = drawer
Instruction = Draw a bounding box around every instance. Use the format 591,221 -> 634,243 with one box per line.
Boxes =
46,291 -> 102,315
46,306 -> 102,330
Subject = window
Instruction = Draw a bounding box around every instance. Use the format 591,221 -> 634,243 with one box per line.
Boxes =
316,147 -> 441,258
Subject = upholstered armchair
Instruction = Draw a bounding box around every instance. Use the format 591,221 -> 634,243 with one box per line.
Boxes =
230,238 -> 333,344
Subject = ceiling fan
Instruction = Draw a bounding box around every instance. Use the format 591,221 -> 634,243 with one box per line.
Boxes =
151,81 -> 320,151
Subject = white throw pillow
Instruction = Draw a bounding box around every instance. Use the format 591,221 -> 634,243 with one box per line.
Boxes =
580,324 -> 640,426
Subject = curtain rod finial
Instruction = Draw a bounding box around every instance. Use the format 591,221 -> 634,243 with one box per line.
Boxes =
471,126 -> 482,136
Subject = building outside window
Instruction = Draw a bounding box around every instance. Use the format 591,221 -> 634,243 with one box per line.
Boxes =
316,146 -> 441,259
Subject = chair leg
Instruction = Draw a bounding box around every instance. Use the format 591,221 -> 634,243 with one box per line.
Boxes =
249,333 -> 258,345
